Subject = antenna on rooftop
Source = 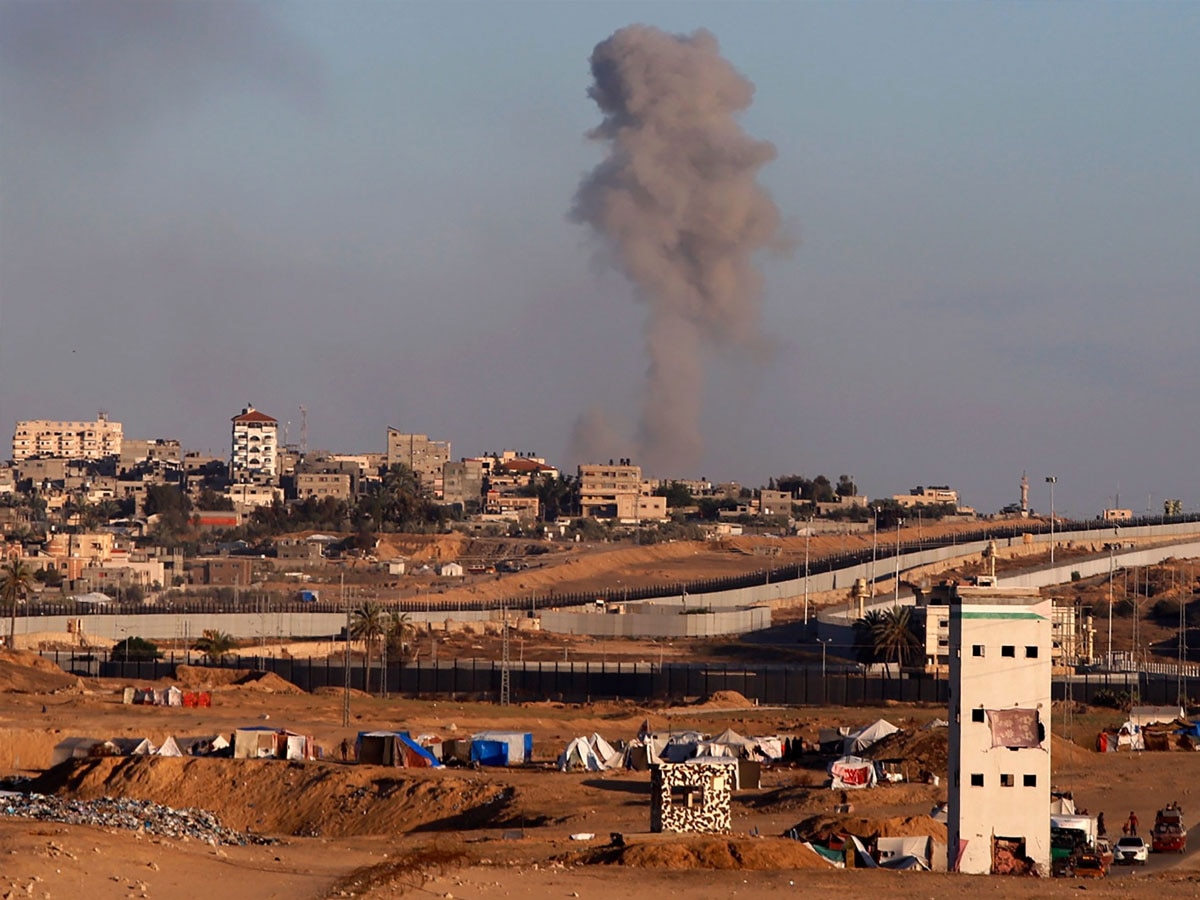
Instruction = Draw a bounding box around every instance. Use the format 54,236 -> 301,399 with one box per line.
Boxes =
299,405 -> 308,455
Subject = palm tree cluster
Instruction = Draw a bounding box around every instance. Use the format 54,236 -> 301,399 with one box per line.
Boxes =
854,605 -> 923,674
350,601 -> 415,694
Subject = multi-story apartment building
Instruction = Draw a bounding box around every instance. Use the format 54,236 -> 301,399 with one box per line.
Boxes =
295,472 -> 352,501
947,585 -> 1052,875
579,459 -> 667,521
118,439 -> 182,475
230,406 -> 278,484
386,429 -> 450,497
443,458 -> 487,513
12,413 -> 123,462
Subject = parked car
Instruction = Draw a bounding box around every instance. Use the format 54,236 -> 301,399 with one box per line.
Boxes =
1114,836 -> 1149,865
1073,851 -> 1108,878
1095,837 -> 1114,868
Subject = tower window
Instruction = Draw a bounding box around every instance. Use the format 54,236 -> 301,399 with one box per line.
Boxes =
1025,646 -> 1039,658
1001,774 -> 1014,787
971,708 -> 985,723
1024,774 -> 1037,787
1001,645 -> 1016,658
972,645 -> 985,657
970,773 -> 984,787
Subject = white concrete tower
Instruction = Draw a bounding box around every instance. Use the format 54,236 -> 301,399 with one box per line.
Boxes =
947,585 -> 1052,875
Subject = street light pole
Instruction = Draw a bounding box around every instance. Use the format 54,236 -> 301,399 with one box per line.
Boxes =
803,524 -> 811,626
871,508 -> 878,594
1045,476 -> 1058,565
819,638 -> 831,679
894,518 -> 905,605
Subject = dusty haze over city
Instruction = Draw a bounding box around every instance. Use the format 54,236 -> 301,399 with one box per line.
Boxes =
2,1 -> 1198,515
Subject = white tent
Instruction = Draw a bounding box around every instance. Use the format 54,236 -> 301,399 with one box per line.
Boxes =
588,733 -> 621,768
559,737 -> 605,771
876,836 -> 932,869
843,719 -> 900,755
828,755 -> 877,790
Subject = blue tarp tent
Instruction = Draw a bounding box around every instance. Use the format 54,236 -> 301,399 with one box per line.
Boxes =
356,731 -> 441,767
471,731 -> 533,766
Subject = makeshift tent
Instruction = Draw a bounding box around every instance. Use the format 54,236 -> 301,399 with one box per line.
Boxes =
357,731 -> 441,768
233,727 -> 315,760
876,836 -> 932,869
828,755 -> 878,790
98,737 -> 155,756
169,735 -> 230,757
156,737 -> 183,757
1129,706 -> 1185,728
559,737 -> 606,772
471,731 -> 532,766
818,726 -> 851,754
50,737 -> 103,767
843,719 -> 899,755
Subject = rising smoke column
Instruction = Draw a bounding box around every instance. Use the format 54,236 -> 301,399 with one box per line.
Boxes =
572,25 -> 785,474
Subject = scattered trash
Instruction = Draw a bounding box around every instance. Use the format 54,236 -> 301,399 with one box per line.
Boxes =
0,793 -> 275,846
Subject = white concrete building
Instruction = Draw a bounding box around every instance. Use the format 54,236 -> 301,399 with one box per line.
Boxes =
947,586 -> 1051,875
230,406 -> 278,484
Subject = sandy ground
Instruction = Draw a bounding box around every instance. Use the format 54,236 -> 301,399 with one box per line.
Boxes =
3,651 -> 1200,899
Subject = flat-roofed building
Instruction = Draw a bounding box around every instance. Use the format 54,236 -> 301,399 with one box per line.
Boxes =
12,413 -> 123,462
947,585 -> 1051,875
386,429 -> 450,497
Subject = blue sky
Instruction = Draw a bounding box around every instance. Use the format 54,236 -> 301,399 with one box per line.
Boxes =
2,1 -> 1197,516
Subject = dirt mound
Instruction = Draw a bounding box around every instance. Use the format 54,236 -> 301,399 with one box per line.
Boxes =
169,666 -> 304,693
31,756 -> 522,838
863,724 -> 948,775
581,836 -> 832,870
313,685 -> 372,699
0,651 -> 82,693
686,690 -> 756,710
1051,733 -> 1096,767
789,813 -> 947,843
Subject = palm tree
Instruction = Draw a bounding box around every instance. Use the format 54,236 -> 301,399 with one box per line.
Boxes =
1,559 -> 34,649
869,606 -> 922,676
351,601 -> 389,690
385,611 -> 415,660
193,629 -> 237,663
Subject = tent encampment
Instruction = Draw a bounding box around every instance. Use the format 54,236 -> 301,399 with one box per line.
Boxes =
843,719 -> 900,755
357,731 -> 442,768
98,737 -> 155,756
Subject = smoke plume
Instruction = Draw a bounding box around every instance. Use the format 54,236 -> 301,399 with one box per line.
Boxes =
572,25 -> 786,475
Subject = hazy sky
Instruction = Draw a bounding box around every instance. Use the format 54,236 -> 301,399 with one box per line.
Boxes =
2,1 -> 1197,517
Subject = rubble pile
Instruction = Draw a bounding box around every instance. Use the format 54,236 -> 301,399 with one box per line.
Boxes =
0,793 -> 275,845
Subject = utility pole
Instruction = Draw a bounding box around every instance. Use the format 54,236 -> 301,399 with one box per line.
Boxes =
803,523 -> 810,626
499,597 -> 511,706
1107,545 -> 1114,669
894,518 -> 905,605
342,572 -> 350,727
1045,476 -> 1057,565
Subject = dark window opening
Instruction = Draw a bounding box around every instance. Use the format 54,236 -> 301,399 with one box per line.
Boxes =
1001,645 -> 1016,658
972,645 -> 985,657
971,708 -> 985,723
1023,774 -> 1037,787
1001,773 -> 1014,787
970,773 -> 984,787
1025,646 -> 1038,658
